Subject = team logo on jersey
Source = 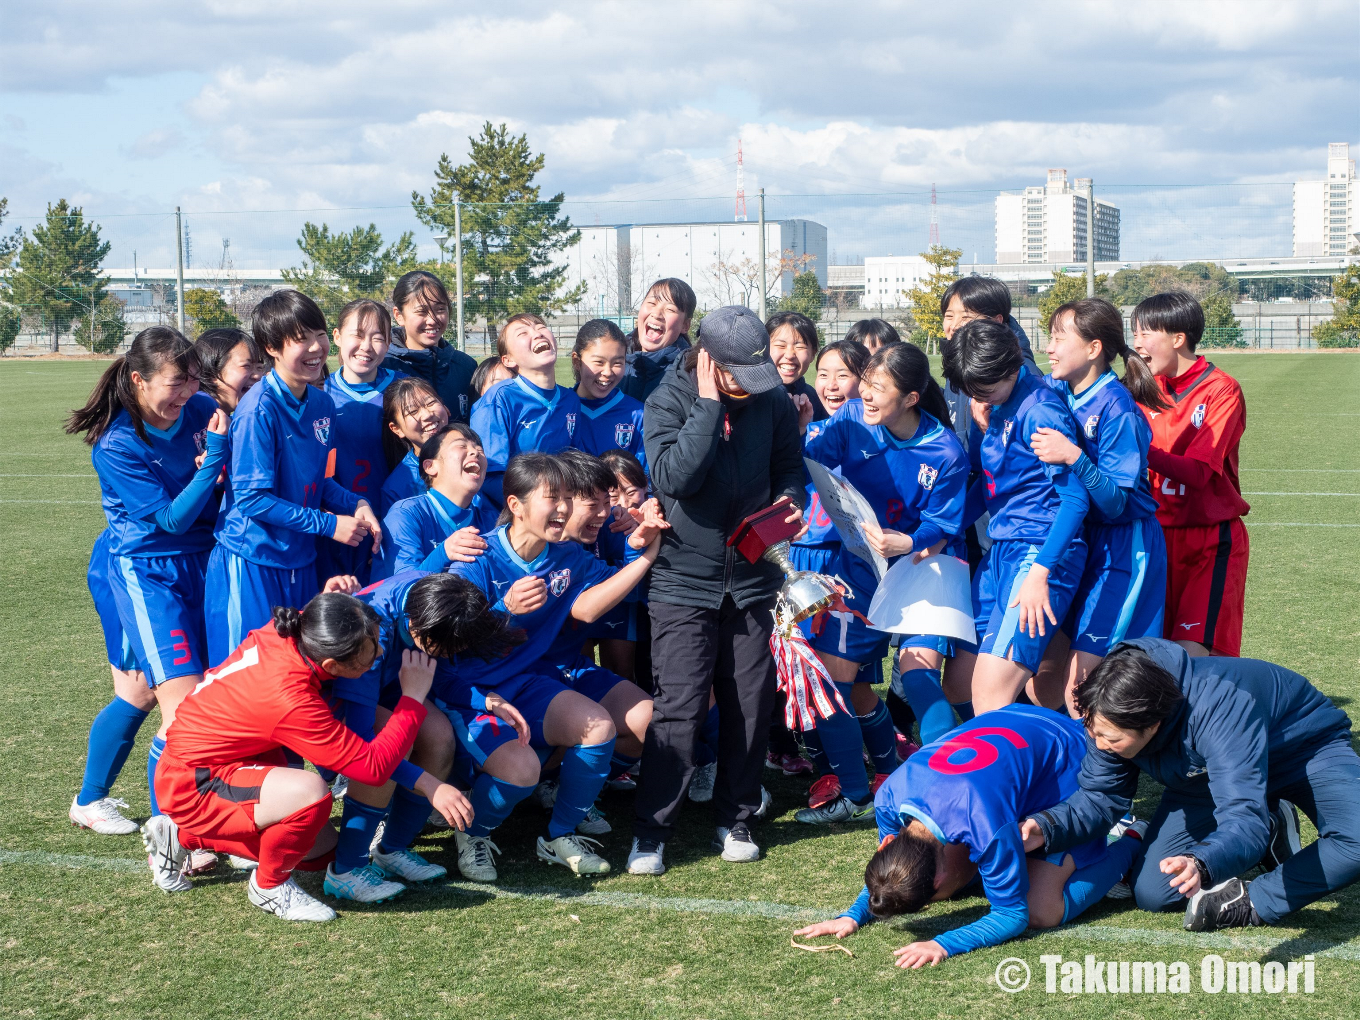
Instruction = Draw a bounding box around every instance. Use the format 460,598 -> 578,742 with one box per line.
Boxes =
312,417 -> 331,444
614,422 -> 635,447
193,428 -> 209,455
1001,419 -> 1014,445
565,413 -> 577,437
917,464 -> 939,490
1084,414 -> 1100,439
548,568 -> 571,597
1191,403 -> 1207,428
459,394 -> 469,418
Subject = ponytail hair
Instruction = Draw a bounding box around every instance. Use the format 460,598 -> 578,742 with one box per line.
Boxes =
864,341 -> 952,424
498,452 -> 569,526
196,327 -> 265,406
404,573 -> 526,662
66,325 -> 199,446
273,593 -> 379,668
571,318 -> 628,382
1051,298 -> 1169,412
816,338 -> 870,379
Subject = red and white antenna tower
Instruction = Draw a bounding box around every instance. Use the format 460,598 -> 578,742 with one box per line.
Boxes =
734,139 -> 748,222
928,183 -> 939,246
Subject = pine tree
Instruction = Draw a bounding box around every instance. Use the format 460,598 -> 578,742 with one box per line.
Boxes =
9,200 -> 111,352
0,198 -> 21,354
906,245 -> 963,351
782,271 -> 824,321
281,223 -> 417,327
1038,269 -> 1110,332
411,122 -> 583,334
183,288 -> 241,335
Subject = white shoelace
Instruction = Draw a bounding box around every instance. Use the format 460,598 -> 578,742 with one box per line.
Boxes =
468,837 -> 500,868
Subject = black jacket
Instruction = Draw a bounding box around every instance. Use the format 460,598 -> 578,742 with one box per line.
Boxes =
621,336 -> 690,402
643,355 -> 805,610
383,336 -> 478,423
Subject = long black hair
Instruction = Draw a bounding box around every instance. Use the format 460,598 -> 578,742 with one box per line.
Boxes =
196,327 -> 265,406
627,278 -> 696,352
862,342 -> 951,424
498,452 -> 569,526
273,593 -> 379,668
382,376 -> 446,469
843,318 -> 900,350
941,318 -> 1024,398
816,338 -> 870,378
66,325 -> 200,446
404,574 -> 525,662
1050,297 -> 1168,411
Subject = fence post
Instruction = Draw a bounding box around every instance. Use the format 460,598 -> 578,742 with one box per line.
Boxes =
454,192 -> 465,351
758,188 -> 767,321
175,207 -> 185,335
1085,181 -> 1096,298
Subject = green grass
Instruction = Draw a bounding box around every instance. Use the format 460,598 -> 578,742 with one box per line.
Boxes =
2,354 -> 1359,1019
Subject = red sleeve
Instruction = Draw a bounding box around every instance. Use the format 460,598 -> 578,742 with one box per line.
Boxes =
270,692 -> 428,786
1147,447 -> 1214,489
1180,381 -> 1245,475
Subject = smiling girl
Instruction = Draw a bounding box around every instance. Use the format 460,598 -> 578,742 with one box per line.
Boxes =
205,290 -> 383,666
767,311 -> 826,422
572,318 -> 647,470
377,377 -> 449,515
383,271 -> 477,423
621,278 -> 696,401
196,328 -> 267,414
470,313 -> 583,507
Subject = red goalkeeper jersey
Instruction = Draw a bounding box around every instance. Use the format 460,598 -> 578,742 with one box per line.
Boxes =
1143,357 -> 1250,527
164,624 -> 425,787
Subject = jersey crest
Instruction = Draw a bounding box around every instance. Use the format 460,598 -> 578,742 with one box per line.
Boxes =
548,568 -> 571,597
917,464 -> 939,490
1191,403 -> 1206,429
1083,413 -> 1100,439
312,417 -> 332,444
614,422 -> 635,447
1001,419 -> 1014,445
193,427 -> 209,455
565,413 -> 577,437
459,394 -> 469,419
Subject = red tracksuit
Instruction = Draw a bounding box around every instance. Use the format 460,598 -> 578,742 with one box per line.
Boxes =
156,624 -> 425,885
1144,356 -> 1250,656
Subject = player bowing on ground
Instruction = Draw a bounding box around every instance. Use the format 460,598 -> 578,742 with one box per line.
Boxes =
794,705 -> 1147,967
1029,298 -> 1169,711
470,314 -> 582,507
69,327 -> 230,831
796,342 -> 970,824
205,291 -> 383,664
1131,292 -> 1250,657
942,320 -> 1090,714
143,592 -> 479,922
434,454 -> 662,881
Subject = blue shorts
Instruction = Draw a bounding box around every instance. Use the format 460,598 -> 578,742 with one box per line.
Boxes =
1066,517 -> 1167,657
109,550 -> 210,686
587,601 -> 641,643
314,536 -> 375,590
974,537 -> 1086,673
1037,834 -> 1109,871
204,547 -> 319,668
87,530 -> 138,672
788,542 -> 838,576
540,654 -> 627,703
439,672 -> 568,765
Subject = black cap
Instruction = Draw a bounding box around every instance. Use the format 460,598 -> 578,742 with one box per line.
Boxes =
694,305 -> 783,395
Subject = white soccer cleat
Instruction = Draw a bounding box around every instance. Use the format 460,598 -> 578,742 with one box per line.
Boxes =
454,830 -> 501,883
712,822 -> 761,863
140,814 -> 191,893
688,762 -> 716,803
626,837 -> 666,875
323,863 -> 406,903
537,834 -> 610,875
69,795 -> 138,835
533,779 -> 559,810
329,774 -> 349,799
228,854 -> 259,871
576,803 -> 611,836
753,786 -> 774,821
371,846 -> 447,884
248,872 -> 337,922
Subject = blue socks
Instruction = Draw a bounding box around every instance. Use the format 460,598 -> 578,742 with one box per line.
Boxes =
78,697 -> 149,806
549,738 -> 615,839
801,727 -> 831,776
1061,833 -> 1143,924
857,697 -> 898,775
952,700 -> 975,722
902,668 -> 956,747
146,735 -> 166,816
467,773 -> 536,838
817,684 -> 870,803
336,797 -> 387,873
611,750 -> 640,775
381,786 -> 435,855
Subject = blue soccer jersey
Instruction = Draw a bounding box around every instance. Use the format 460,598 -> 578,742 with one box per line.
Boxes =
324,367 -> 403,505
216,370 -> 361,568
977,370 -> 1085,542
470,375 -> 582,506
92,392 -> 221,556
576,390 -> 647,473
381,488 -> 500,575
378,449 -> 424,517
335,568 -> 430,707
805,401 -> 970,591
1047,370 -> 1159,525
791,415 -> 841,561
843,705 -> 1091,956
433,526 -> 614,704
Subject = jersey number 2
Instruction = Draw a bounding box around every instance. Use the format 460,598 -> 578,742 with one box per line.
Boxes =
928,727 -> 1028,775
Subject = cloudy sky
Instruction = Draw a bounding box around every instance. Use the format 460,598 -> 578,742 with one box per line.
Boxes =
2,0 -> 1356,269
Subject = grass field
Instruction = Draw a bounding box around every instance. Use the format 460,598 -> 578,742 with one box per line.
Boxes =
2,353 -> 1358,1020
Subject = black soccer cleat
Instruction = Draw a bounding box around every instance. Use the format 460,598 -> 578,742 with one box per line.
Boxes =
1261,799 -> 1302,872
1183,877 -> 1262,931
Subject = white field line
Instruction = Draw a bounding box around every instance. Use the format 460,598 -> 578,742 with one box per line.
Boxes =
0,499 -> 102,504
1245,523 -> 1360,528
1242,492 -> 1360,497
3,846 -> 1359,961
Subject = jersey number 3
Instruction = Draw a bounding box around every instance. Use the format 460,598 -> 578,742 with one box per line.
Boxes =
928,727 -> 1028,775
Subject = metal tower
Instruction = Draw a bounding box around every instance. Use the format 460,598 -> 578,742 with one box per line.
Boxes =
735,139 -> 747,222
929,184 -> 939,246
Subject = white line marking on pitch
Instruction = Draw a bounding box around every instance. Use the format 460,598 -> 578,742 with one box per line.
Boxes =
0,499 -> 102,504
1242,492 -> 1360,497
4,846 -> 1358,960
1245,523 -> 1360,528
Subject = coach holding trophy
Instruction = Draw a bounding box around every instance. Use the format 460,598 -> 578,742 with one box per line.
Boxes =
628,305 -> 806,875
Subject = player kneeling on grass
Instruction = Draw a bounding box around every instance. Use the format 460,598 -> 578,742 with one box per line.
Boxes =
143,592 -> 476,923
795,705 -> 1148,967
1020,639 -> 1360,932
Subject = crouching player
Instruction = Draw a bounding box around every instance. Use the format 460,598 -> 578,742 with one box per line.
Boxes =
794,705 -> 1147,967
142,592 -> 474,922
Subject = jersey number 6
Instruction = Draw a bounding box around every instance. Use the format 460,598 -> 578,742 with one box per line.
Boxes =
928,727 -> 1029,775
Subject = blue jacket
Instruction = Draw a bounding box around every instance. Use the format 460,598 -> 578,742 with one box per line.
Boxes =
1033,638 -> 1352,885
621,335 -> 690,402
383,337 -> 478,423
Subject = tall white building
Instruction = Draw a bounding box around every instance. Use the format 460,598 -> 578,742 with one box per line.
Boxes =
861,255 -> 931,309
557,219 -> 827,316
995,169 -> 1120,265
1293,143 -> 1356,257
